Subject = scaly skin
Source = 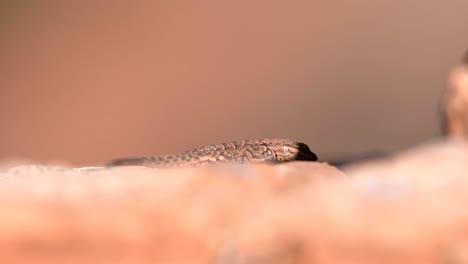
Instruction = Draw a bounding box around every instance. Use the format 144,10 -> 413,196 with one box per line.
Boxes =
105,139 -> 318,168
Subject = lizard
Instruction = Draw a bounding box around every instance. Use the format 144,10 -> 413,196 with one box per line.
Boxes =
105,139 -> 318,168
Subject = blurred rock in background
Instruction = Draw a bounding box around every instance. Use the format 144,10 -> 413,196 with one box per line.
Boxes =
441,50 -> 468,138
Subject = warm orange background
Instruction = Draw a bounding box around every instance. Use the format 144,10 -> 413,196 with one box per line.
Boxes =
1,1 -> 467,166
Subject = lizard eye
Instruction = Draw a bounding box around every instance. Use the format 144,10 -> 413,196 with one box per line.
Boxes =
283,146 -> 290,154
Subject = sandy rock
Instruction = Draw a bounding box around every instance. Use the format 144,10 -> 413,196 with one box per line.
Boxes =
0,162 -> 342,264
1,142 -> 468,264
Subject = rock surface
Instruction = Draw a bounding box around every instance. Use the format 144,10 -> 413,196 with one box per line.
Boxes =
1,141 -> 468,263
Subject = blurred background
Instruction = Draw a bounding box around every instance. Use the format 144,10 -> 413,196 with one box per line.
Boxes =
1,1 -> 467,166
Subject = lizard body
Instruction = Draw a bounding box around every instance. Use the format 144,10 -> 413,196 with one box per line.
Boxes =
106,139 -> 317,168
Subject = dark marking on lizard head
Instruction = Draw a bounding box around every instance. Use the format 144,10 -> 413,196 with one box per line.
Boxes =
263,139 -> 318,162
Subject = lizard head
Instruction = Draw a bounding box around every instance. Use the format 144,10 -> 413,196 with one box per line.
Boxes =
262,139 -> 318,162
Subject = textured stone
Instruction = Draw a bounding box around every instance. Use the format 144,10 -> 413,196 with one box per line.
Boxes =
1,143 -> 468,263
